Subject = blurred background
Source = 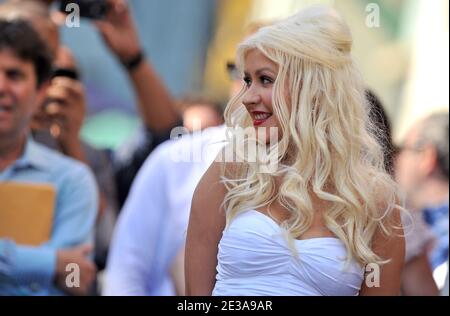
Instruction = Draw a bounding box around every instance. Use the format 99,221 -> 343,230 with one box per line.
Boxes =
0,0 -> 448,296
3,0 -> 447,151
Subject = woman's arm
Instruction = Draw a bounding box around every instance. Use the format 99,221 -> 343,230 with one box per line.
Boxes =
185,161 -> 227,296
360,208 -> 405,295
401,252 -> 439,296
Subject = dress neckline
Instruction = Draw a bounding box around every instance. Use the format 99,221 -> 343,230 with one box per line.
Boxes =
247,209 -> 342,243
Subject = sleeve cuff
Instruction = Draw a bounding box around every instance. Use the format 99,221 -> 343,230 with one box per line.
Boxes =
13,243 -> 57,289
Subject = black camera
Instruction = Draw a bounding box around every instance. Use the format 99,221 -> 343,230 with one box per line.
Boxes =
59,0 -> 110,20
51,67 -> 80,80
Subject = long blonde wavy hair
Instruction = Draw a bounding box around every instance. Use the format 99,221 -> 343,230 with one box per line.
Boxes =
222,6 -> 403,267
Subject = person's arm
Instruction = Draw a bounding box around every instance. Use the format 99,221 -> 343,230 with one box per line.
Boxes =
0,240 -> 57,293
0,163 -> 98,295
48,163 -> 98,295
401,210 -> 439,295
401,252 -> 439,296
185,160 -> 227,296
103,144 -> 170,295
359,207 -> 405,296
44,46 -> 87,164
95,0 -> 179,133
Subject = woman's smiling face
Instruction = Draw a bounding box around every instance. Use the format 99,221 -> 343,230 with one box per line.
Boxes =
242,49 -> 281,143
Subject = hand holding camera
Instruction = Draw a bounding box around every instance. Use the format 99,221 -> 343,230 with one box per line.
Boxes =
44,47 -> 87,161
59,0 -> 110,20
93,0 -> 143,67
57,0 -> 142,68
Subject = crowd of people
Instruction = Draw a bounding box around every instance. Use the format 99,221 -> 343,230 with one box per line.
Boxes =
0,0 -> 448,296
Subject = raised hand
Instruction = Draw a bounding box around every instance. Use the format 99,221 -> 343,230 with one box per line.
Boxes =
95,0 -> 142,62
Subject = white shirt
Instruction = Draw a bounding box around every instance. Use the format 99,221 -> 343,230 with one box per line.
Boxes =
103,126 -> 226,295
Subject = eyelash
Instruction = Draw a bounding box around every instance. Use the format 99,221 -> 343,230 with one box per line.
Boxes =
243,75 -> 273,87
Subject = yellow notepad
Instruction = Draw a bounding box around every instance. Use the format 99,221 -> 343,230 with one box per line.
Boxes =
0,182 -> 55,246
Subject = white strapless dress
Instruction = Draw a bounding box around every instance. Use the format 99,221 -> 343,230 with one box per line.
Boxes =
212,210 -> 364,296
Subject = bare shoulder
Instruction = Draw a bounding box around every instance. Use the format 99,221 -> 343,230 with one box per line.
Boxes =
190,149 -> 247,237
193,160 -> 225,208
193,149 -> 245,205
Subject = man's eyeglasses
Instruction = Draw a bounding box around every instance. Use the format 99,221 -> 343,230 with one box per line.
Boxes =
394,144 -> 425,155
226,61 -> 241,81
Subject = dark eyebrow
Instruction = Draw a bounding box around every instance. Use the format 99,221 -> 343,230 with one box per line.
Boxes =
6,67 -> 25,73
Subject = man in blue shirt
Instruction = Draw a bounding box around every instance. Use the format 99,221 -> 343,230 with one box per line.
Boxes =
396,112 -> 449,289
0,19 -> 97,295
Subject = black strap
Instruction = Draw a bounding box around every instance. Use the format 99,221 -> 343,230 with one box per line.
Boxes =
122,51 -> 145,72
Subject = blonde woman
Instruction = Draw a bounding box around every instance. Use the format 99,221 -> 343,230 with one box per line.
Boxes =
185,6 -> 405,296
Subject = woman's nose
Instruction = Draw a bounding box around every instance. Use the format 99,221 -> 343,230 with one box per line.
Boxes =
242,87 -> 261,108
